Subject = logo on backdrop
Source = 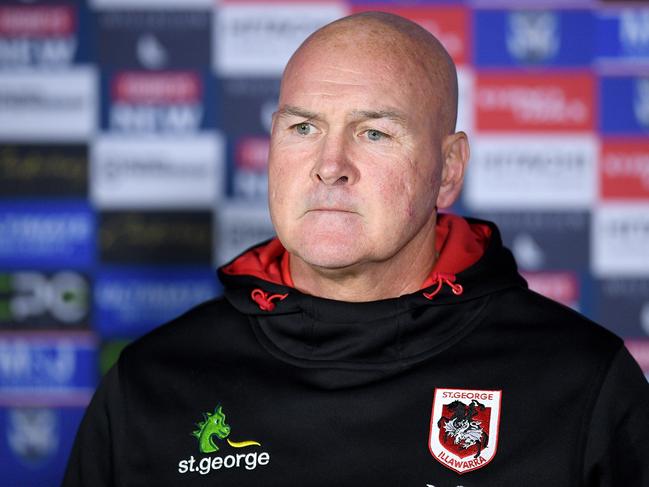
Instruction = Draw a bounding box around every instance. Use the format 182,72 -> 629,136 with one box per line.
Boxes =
7,408 -> 59,466
429,388 -> 501,474
0,5 -> 79,66
633,78 -> 649,129
620,10 -> 649,56
0,271 -> 90,328
506,11 -> 559,63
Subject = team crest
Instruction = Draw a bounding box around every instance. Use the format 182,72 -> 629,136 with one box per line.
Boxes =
429,388 -> 502,474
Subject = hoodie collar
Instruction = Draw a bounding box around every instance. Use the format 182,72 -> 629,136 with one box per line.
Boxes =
218,215 -> 525,379
221,214 -> 491,293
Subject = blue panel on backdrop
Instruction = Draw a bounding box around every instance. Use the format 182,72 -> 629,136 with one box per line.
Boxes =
94,267 -> 219,340
600,76 -> 649,135
0,333 -> 97,405
0,406 -> 85,487
597,9 -> 649,61
0,201 -> 94,270
0,2 -> 88,67
474,9 -> 593,67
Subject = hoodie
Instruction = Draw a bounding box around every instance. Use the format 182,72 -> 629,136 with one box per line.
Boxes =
62,215 -> 649,487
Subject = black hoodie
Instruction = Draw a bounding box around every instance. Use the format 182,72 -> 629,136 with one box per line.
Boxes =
62,216 -> 649,487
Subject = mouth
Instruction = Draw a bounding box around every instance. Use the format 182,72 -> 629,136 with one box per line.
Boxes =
307,208 -> 356,214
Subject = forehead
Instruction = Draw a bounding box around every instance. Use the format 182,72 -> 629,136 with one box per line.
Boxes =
279,34 -> 432,117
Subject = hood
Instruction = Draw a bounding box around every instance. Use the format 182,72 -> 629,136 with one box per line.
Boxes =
218,214 -> 526,386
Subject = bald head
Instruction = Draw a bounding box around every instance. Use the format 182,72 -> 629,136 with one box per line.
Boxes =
282,11 -> 459,135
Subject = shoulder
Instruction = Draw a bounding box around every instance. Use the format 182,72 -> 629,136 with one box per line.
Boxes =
484,286 -> 623,361
118,296 -> 246,369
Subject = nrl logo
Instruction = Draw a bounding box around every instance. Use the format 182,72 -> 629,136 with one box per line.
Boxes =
506,11 -> 559,63
429,388 -> 502,474
633,78 -> 649,129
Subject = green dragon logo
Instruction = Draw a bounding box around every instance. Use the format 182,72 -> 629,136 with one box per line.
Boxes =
192,405 -> 261,454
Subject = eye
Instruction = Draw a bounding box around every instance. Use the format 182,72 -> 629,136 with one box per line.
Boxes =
365,129 -> 387,141
294,122 -> 313,136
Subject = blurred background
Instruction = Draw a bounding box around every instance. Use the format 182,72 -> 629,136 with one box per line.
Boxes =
0,0 -> 648,485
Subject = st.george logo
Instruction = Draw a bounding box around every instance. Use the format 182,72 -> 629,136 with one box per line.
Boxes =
192,405 -> 260,453
179,405 -> 270,475
429,388 -> 502,474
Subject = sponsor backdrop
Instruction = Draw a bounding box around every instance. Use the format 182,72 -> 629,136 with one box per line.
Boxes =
0,0 -> 648,484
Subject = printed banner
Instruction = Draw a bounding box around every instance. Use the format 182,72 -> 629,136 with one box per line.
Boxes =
99,211 -> 213,265
474,9 -> 593,67
0,201 -> 94,270
96,9 -> 211,68
101,70 -> 216,133
0,332 -> 97,406
465,135 -> 597,210
475,72 -> 595,132
214,2 -> 347,76
94,267 -> 218,339
0,144 -> 87,198
0,271 -> 90,330
0,406 -> 85,487
0,68 -> 97,141
91,133 -> 223,208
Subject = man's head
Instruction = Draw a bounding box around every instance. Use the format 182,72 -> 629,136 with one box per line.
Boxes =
268,12 -> 469,282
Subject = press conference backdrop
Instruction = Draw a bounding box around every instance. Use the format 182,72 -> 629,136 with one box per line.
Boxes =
0,0 -> 648,484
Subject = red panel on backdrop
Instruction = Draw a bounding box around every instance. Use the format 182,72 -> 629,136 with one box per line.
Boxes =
351,5 -> 469,65
476,72 -> 595,132
601,140 -> 649,200
112,72 -> 202,104
0,6 -> 75,37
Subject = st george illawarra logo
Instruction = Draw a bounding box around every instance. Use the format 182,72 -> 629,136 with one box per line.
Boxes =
429,388 -> 502,474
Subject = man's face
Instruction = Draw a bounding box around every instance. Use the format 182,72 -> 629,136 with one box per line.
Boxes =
268,35 -> 445,271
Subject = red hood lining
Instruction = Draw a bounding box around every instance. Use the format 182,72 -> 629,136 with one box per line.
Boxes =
221,214 -> 491,291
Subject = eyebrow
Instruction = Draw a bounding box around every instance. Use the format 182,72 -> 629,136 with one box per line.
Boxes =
276,105 -> 408,126
350,109 -> 408,126
276,105 -> 320,120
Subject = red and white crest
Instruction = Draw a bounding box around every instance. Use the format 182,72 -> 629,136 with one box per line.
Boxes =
429,388 -> 502,474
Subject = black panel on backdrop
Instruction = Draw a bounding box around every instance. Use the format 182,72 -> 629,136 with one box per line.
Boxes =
99,211 -> 212,265
95,10 -> 211,69
0,144 -> 87,197
0,271 -> 91,329
474,211 -> 590,271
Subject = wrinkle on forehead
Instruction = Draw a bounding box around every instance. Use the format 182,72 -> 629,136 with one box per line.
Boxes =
281,11 -> 458,135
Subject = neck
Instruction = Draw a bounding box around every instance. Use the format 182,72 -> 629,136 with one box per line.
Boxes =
289,215 -> 438,302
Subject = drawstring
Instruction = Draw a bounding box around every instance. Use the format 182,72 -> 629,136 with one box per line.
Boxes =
251,274 -> 461,309
423,272 -> 464,300
251,289 -> 288,311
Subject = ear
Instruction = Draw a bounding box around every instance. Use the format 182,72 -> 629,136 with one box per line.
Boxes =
436,131 -> 469,209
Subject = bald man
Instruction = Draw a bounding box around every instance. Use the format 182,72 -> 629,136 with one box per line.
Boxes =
64,12 -> 649,487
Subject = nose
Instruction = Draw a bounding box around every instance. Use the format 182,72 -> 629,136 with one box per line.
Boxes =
312,133 -> 359,186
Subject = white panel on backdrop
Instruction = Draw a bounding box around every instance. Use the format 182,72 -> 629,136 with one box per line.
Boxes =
216,202 -> 275,266
592,203 -> 649,277
456,66 -> 474,135
0,68 -> 96,141
465,134 -> 598,210
214,2 -> 348,76
91,133 -> 224,208
90,0 -> 213,8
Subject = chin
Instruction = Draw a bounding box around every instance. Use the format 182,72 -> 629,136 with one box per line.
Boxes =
291,233 -> 368,270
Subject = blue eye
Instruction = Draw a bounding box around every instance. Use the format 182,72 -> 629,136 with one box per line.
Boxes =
366,129 -> 385,141
295,123 -> 312,135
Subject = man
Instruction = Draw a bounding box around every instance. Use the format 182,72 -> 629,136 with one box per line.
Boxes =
64,12 -> 649,486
